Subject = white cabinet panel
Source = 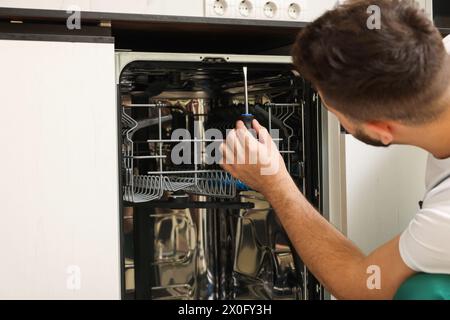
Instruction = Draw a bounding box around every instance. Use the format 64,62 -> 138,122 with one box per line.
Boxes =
90,0 -> 204,16
0,0 -> 205,16
0,40 -> 120,299
343,135 -> 428,254
90,0 -> 149,14
61,0 -> 91,11
0,0 -> 65,10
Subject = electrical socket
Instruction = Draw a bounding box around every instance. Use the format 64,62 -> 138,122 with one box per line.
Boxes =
257,0 -> 280,19
287,2 -> 301,19
205,0 -> 233,18
263,1 -> 279,19
236,0 -> 256,19
213,0 -> 228,16
281,0 -> 308,21
285,0 -> 337,22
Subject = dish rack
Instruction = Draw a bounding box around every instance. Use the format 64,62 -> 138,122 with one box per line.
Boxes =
121,101 -> 303,203
122,104 -> 238,203
263,102 -> 303,174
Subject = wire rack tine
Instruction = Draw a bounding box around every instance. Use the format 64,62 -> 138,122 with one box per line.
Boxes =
121,107 -> 237,202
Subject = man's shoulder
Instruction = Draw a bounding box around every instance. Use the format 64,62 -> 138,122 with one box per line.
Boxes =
425,154 -> 450,193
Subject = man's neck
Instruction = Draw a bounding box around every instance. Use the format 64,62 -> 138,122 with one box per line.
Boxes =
411,107 -> 450,159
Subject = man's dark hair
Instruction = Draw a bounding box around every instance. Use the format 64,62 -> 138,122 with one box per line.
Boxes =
292,0 -> 450,124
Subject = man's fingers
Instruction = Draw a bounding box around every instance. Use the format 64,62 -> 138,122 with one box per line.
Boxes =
236,119 -> 260,139
236,126 -> 259,147
252,119 -> 271,145
220,142 -> 226,163
236,119 -> 268,141
224,119 -> 274,165
236,120 -> 246,130
252,119 -> 262,133
225,130 -> 241,164
259,129 -> 271,145
220,143 -> 232,170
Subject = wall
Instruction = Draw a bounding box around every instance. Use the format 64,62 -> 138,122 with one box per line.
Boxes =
0,0 -> 206,16
344,136 -> 428,254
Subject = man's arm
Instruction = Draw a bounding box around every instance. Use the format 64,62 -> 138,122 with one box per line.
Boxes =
266,175 -> 414,299
221,120 -> 415,299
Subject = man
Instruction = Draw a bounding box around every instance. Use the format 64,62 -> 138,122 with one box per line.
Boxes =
220,0 -> 450,299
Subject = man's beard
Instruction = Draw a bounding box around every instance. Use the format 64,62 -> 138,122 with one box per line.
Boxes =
354,128 -> 390,148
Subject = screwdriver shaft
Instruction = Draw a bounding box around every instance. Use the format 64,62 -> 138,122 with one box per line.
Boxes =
243,66 -> 249,115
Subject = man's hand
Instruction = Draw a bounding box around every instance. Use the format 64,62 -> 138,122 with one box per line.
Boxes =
220,119 -> 415,299
220,119 -> 290,195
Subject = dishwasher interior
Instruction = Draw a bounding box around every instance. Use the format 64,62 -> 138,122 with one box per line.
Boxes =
117,53 -> 323,300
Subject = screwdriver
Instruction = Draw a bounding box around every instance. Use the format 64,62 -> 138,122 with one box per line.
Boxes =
239,66 -> 255,130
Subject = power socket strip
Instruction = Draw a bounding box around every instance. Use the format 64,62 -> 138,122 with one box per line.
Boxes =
205,0 -> 338,22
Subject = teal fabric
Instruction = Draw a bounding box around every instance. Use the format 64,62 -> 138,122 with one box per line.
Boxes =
394,273 -> 450,300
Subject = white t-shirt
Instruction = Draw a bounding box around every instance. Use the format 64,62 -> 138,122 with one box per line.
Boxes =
398,35 -> 450,274
444,34 -> 450,52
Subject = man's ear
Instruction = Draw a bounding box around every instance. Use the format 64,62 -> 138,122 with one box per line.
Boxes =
363,121 -> 394,145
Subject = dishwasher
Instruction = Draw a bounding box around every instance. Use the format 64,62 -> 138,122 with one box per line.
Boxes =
116,52 -> 324,300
